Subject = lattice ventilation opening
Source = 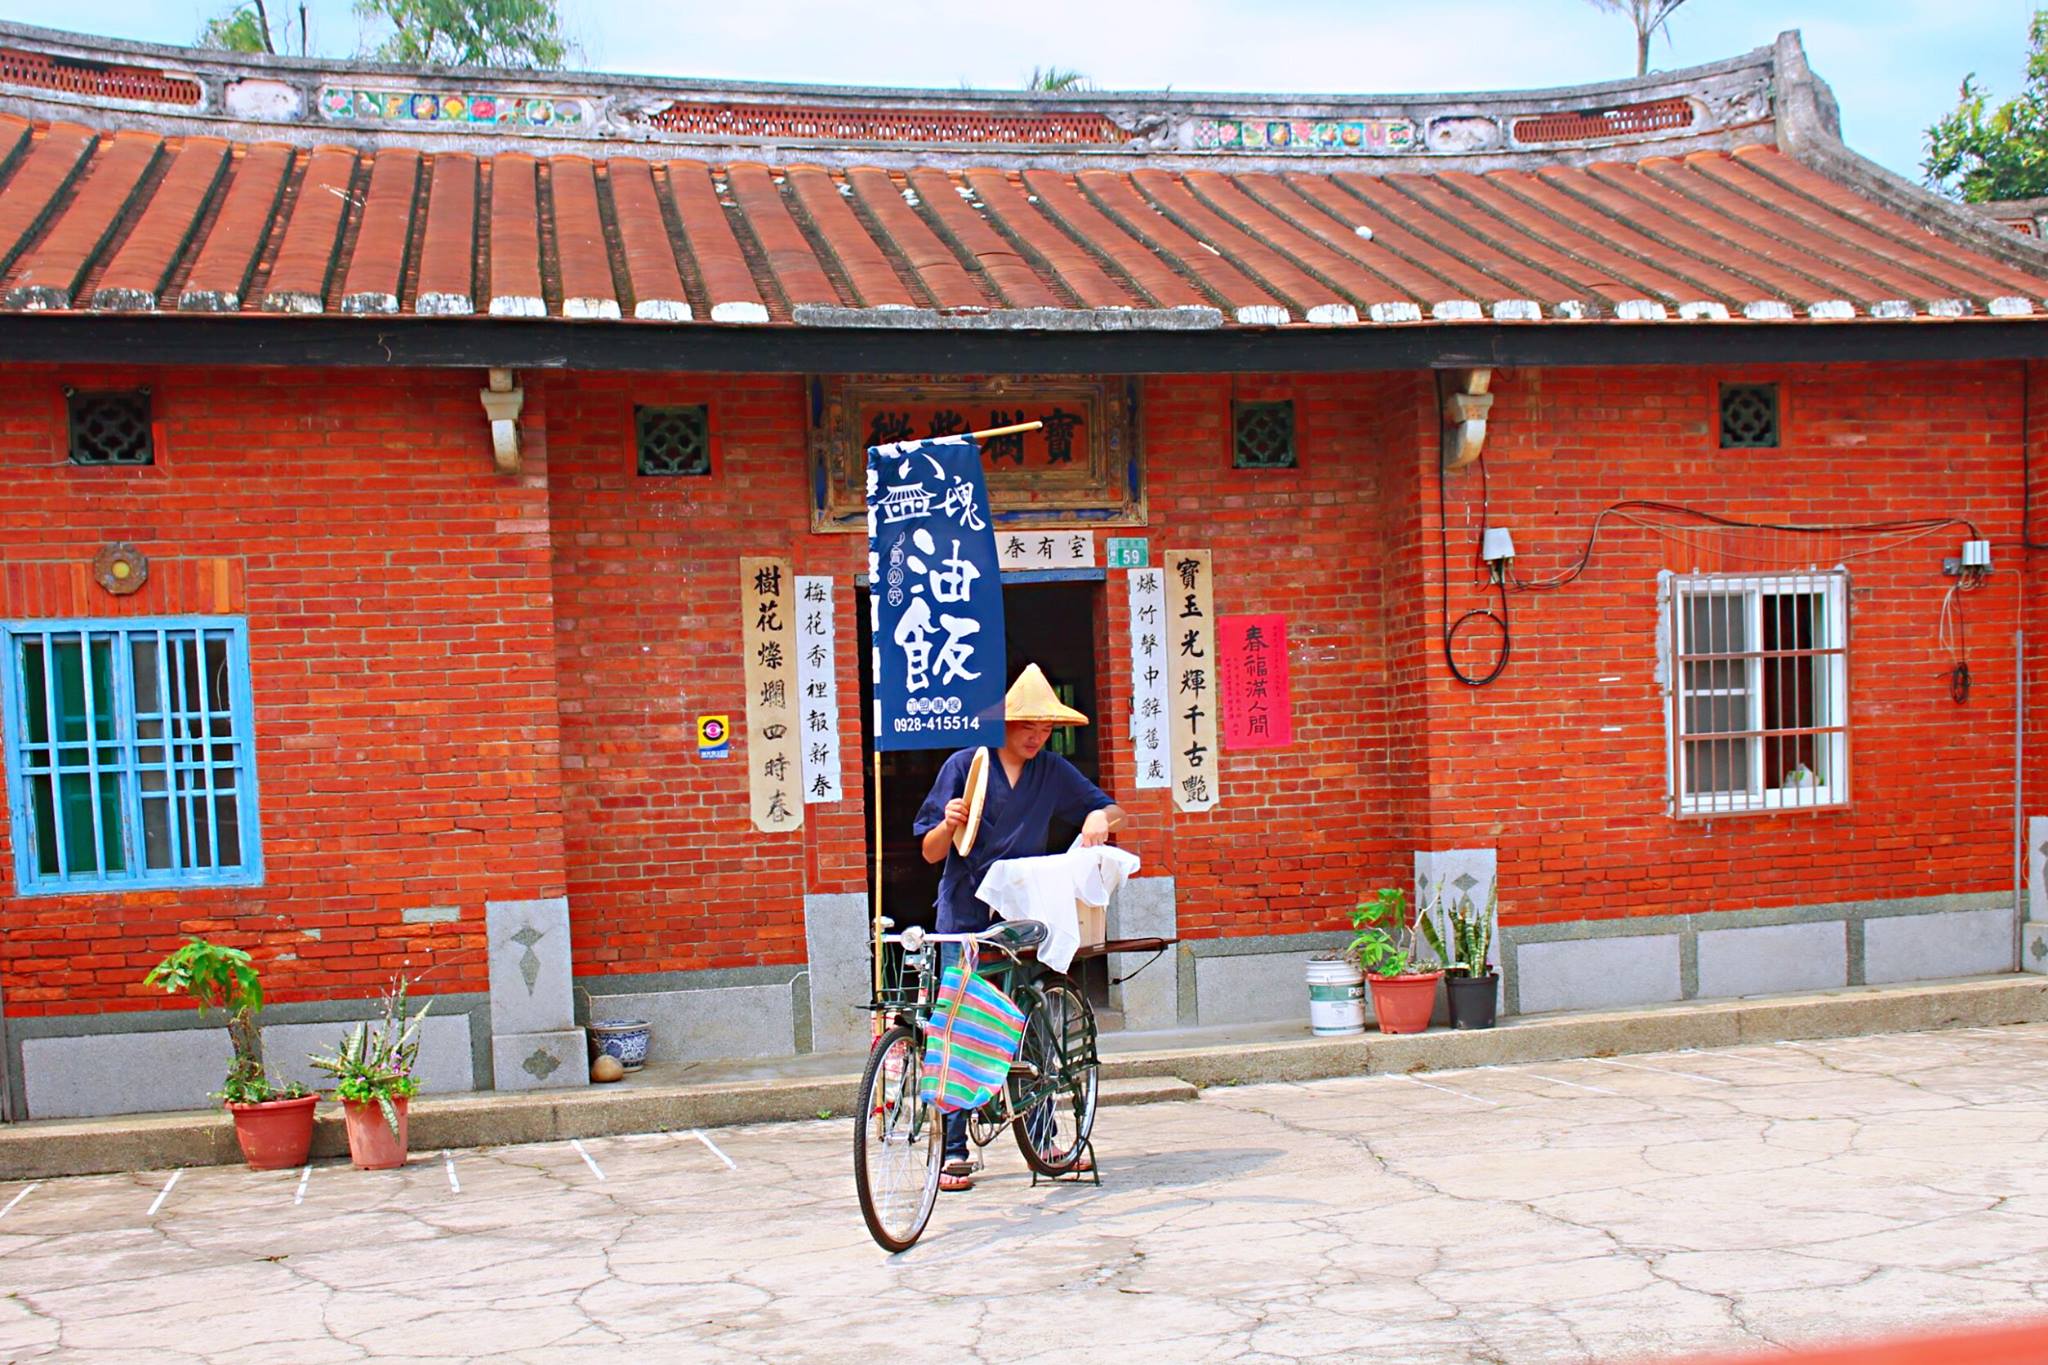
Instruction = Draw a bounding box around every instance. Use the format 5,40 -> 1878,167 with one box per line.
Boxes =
67,389 -> 154,466
635,404 -> 711,476
1232,400 -> 1297,469
1718,383 -> 1779,450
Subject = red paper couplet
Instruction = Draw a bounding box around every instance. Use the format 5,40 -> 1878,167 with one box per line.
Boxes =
1218,614 -> 1292,750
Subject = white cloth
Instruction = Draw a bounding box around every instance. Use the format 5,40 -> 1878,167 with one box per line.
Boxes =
975,845 -> 1142,974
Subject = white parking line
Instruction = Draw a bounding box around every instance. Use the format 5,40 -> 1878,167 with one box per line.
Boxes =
689,1130 -> 736,1169
1398,1074 -> 1495,1106
444,1153 -> 461,1194
0,1183 -> 38,1220
146,1169 -> 181,1216
1590,1057 -> 1729,1085
570,1139 -> 606,1181
292,1166 -> 310,1206
1525,1073 -> 1623,1096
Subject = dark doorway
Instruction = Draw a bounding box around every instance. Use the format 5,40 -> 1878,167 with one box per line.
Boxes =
857,579 -> 1102,941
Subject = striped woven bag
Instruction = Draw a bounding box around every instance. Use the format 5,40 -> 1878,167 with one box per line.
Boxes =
919,945 -> 1027,1114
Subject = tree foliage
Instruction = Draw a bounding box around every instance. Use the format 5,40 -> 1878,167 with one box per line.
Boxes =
1924,10 -> 2048,203
199,2 -> 275,54
1583,0 -> 1689,78
354,0 -> 572,69
1025,65 -> 1092,93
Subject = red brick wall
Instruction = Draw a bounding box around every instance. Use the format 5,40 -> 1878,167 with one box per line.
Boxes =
543,373 -> 867,978
4,358 -> 2036,1018
0,366 -> 568,1016
1426,361 -> 2026,928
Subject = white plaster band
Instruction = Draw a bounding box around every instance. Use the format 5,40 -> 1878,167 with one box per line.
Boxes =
1368,301 -> 1422,323
488,295 -> 547,317
1305,302 -> 1359,324
710,300 -> 771,323
564,296 -> 622,319
1234,304 -> 1291,325
1742,300 -> 1795,320
1616,299 -> 1669,320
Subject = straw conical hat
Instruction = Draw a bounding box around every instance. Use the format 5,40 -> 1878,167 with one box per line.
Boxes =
953,747 -> 990,856
1005,663 -> 1089,725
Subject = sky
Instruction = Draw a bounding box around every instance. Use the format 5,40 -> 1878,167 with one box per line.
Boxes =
0,1 -> 2036,188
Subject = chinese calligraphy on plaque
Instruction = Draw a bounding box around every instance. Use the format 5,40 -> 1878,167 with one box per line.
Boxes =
1218,614 -> 1294,750
795,575 -> 843,803
997,530 -> 1096,571
1127,567 -> 1171,791
740,556 -> 803,832
866,435 -> 1007,751
1165,550 -> 1220,812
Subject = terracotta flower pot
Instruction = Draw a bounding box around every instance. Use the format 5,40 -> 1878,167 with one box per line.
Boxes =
1366,970 -> 1443,1034
226,1094 -> 319,1170
341,1096 -> 411,1170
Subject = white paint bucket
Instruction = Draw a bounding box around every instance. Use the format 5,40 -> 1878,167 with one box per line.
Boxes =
1306,957 -> 1366,1036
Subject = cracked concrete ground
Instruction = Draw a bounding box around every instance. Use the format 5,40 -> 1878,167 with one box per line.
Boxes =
7,1023 -> 2048,1362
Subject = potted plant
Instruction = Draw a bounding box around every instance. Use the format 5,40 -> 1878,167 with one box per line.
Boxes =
143,938 -> 317,1171
309,976 -> 430,1170
1348,887 -> 1443,1035
1422,885 -> 1499,1030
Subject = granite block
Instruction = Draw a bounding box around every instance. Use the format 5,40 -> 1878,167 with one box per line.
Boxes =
22,1029 -> 232,1119
1696,920 -> 1849,999
804,892 -> 872,1055
485,896 -> 575,1035
491,1029 -> 590,1091
1518,934 -> 1682,1015
1864,907 -> 2015,985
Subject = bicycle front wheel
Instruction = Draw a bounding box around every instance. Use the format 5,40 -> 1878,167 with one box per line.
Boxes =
853,1023 -> 942,1253
1012,980 -> 1099,1176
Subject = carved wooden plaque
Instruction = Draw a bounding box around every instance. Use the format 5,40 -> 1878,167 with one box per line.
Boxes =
807,375 -> 1143,533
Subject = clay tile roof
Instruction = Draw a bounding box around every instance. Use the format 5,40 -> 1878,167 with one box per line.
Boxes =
0,24 -> 2038,330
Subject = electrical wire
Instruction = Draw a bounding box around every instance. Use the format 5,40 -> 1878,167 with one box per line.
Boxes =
2022,360 -> 2048,551
1437,453 -> 1509,687
1508,500 -> 1982,592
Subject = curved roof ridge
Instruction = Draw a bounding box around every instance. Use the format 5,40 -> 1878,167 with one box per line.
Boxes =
0,19 -> 1783,173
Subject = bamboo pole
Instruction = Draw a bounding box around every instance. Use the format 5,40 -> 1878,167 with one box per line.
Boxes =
965,420 -> 1044,440
872,748 -> 885,1039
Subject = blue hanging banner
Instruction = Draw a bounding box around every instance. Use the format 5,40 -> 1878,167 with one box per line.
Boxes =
867,435 -> 1007,752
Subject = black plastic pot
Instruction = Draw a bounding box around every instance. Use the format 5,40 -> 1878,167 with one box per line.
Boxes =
1446,972 -> 1499,1030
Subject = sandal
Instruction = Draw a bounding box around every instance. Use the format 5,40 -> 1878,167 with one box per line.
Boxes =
941,1157 -> 974,1192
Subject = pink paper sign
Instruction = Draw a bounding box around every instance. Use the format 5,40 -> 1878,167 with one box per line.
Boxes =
1218,614 -> 1292,750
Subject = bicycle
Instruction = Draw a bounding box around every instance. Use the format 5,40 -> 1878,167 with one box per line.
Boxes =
853,917 -> 1100,1253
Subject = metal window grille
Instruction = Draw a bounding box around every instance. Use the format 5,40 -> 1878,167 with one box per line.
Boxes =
635,404 -> 710,476
1232,400 -> 1296,469
1665,573 -> 1849,817
2,619 -> 262,893
1719,384 -> 1779,449
66,389 -> 154,466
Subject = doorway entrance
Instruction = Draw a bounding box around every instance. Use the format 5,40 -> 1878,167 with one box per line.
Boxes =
857,578 -> 1109,1005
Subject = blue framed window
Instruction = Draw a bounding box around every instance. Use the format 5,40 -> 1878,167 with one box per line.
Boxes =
2,617 -> 262,894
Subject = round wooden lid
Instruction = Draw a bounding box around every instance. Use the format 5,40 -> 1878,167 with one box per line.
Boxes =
953,747 -> 990,856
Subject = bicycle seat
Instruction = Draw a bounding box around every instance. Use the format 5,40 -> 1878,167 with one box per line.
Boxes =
981,919 -> 1049,950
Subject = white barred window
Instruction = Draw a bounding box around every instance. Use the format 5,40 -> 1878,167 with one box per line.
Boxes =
1665,572 -> 1848,817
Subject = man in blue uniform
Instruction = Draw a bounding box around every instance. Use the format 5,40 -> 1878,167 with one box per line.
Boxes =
913,663 -> 1125,1192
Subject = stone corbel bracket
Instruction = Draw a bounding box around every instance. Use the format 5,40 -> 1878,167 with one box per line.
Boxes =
1440,368 -> 1494,469
480,368 -> 524,473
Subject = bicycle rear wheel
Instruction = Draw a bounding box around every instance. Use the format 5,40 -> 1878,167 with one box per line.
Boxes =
853,1023 -> 942,1252
1012,980 -> 1099,1176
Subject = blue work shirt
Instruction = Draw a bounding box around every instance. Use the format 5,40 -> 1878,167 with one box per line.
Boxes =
913,746 -> 1113,933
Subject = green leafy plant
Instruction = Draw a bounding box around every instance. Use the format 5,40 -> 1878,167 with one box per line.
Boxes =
309,976 -> 430,1136
1924,11 -> 2048,202
1419,885 -> 1496,978
144,938 -> 311,1104
1348,887 -> 1418,977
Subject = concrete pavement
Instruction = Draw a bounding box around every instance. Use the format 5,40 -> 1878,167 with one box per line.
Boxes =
6,1021 -> 2048,1360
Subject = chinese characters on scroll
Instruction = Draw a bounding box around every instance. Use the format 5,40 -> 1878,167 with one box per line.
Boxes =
794,575 -> 843,803
1127,567 -> 1171,790
740,557 -> 804,832
1164,550 -> 1220,812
